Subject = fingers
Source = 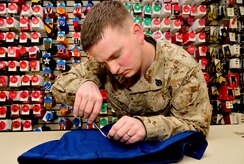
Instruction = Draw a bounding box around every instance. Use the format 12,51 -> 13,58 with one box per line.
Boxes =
74,96 -> 101,123
73,92 -> 89,118
108,116 -> 146,144
72,81 -> 103,123
120,130 -> 138,144
73,93 -> 82,117
120,132 -> 131,142
107,118 -> 126,140
82,99 -> 92,118
87,99 -> 102,124
108,116 -> 134,141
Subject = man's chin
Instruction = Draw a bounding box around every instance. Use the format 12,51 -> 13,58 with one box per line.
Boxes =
118,70 -> 136,78
122,72 -> 131,78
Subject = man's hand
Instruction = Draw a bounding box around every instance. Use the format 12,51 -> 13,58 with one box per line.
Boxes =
107,116 -> 146,144
73,81 -> 103,124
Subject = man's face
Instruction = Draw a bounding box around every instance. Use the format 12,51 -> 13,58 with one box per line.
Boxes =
89,25 -> 144,78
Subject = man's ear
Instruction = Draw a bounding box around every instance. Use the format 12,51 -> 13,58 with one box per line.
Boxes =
131,23 -> 144,42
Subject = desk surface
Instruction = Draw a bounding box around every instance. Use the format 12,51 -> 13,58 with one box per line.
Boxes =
0,124 -> 244,164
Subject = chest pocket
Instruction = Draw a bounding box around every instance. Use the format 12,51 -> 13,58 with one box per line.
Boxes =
128,87 -> 171,116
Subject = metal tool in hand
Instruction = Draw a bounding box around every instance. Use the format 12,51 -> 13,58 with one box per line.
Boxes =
93,122 -> 108,138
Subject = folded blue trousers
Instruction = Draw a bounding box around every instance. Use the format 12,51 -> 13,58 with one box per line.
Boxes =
18,124 -> 208,164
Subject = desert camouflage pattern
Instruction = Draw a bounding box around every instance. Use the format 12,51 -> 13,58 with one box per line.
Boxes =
51,37 -> 213,141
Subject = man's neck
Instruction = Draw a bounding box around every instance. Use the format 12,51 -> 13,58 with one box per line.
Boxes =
140,39 -> 156,76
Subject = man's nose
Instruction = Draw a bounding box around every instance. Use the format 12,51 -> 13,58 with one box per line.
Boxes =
107,62 -> 119,74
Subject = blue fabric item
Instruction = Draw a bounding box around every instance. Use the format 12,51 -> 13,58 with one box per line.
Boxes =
17,124 -> 208,164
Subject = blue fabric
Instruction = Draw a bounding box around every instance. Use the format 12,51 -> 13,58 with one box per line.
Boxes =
18,124 -> 208,164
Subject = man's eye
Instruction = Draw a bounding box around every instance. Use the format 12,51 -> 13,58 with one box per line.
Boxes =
113,53 -> 120,59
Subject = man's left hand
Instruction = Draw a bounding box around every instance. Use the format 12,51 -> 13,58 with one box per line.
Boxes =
107,116 -> 146,144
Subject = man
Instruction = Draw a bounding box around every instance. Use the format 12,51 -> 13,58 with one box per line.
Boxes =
51,1 -> 212,145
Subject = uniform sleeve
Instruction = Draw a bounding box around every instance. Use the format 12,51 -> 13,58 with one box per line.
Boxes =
51,57 -> 104,106
136,66 -> 213,141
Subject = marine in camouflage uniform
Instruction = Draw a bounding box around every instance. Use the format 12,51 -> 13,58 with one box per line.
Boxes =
51,35 -> 212,142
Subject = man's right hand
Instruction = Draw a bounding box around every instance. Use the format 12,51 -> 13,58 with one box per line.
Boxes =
73,81 -> 103,124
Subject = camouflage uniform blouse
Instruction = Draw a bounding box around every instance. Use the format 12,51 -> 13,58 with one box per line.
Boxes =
51,36 -> 213,142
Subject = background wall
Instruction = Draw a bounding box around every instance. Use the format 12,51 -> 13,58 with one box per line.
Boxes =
0,0 -> 243,132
